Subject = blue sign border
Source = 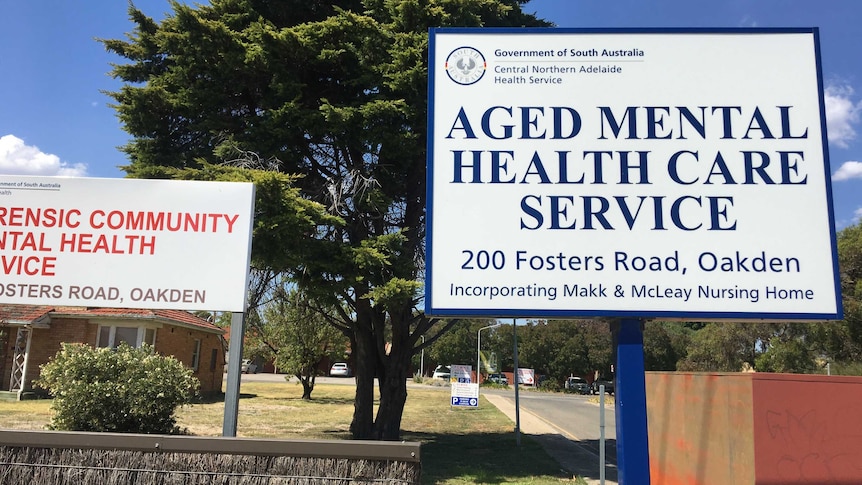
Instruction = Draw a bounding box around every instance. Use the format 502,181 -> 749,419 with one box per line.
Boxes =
425,27 -> 843,321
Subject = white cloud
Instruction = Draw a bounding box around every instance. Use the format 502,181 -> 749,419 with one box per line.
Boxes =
0,134 -> 87,176
825,84 -> 862,149
832,160 -> 862,181
855,207 -> 862,224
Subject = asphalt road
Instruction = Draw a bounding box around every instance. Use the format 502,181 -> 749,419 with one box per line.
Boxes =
484,388 -> 617,463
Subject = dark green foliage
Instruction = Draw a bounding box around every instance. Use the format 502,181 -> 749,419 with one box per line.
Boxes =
677,323 -> 770,372
537,378 -> 561,393
425,319 -> 497,368
643,321 -> 691,371
262,285 -> 348,400
102,0 -> 550,440
834,222 -> 862,361
751,221 -> 862,374
756,336 -> 817,373
828,360 -> 862,376
518,320 -> 612,383
36,344 -> 199,434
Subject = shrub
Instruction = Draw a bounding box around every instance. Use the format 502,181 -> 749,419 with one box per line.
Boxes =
423,378 -> 449,387
538,379 -> 561,393
480,382 -> 509,389
829,361 -> 862,376
36,343 -> 200,434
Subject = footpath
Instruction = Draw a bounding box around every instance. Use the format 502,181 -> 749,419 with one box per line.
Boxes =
483,394 -> 618,485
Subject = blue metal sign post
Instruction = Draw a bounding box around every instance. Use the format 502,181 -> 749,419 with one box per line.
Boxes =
613,318 -> 651,484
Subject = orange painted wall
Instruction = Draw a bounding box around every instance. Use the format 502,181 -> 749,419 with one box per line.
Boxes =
646,372 -> 755,485
646,372 -> 862,485
751,373 -> 862,484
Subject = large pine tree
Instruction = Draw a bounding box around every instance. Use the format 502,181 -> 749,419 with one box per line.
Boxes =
103,0 -> 549,439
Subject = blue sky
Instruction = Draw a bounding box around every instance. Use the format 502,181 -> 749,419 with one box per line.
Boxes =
1,0 -> 860,228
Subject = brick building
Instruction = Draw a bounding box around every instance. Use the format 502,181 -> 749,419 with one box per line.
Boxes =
0,304 -> 225,399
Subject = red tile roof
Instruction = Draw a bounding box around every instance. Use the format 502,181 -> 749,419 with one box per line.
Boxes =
0,305 -> 53,324
0,304 -> 224,335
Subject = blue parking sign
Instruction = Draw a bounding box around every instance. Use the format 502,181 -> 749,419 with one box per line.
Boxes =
451,392 -> 478,408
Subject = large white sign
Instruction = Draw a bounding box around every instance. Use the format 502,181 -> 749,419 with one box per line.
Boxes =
0,176 -> 254,311
426,29 -> 842,320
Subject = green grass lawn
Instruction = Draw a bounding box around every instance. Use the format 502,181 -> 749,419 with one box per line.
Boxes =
0,381 -> 577,484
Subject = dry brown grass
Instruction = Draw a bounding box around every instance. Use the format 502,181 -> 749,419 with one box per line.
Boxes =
0,399 -> 53,430
0,381 -> 503,438
0,381 -> 572,484
178,381 -> 365,438
176,381 -> 514,439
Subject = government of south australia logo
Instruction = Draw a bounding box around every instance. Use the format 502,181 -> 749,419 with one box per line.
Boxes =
445,47 -> 486,85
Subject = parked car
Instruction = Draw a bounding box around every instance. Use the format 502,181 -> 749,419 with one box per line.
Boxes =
485,373 -> 509,385
564,376 -> 590,394
241,359 -> 257,374
591,377 -> 615,395
431,365 -> 451,380
329,362 -> 352,377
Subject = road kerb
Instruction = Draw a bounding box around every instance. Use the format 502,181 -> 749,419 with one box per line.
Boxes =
483,393 -> 618,485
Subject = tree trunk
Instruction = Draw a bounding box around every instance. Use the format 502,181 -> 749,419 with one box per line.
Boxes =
371,303 -> 416,440
350,315 -> 377,439
349,299 -> 416,440
298,374 -> 314,400
373,341 -> 411,440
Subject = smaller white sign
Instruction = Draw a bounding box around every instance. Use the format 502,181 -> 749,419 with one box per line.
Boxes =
451,382 -> 479,408
0,175 -> 254,311
517,368 -> 535,386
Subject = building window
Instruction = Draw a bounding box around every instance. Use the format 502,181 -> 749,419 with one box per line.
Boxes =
192,339 -> 202,371
115,327 -> 138,347
97,325 -> 157,349
210,348 -> 218,371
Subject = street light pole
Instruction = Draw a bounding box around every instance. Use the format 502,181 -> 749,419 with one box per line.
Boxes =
513,318 -> 521,446
477,323 -> 502,384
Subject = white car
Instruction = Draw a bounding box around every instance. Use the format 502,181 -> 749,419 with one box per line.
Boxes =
241,359 -> 257,374
432,365 -> 451,380
329,362 -> 352,377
